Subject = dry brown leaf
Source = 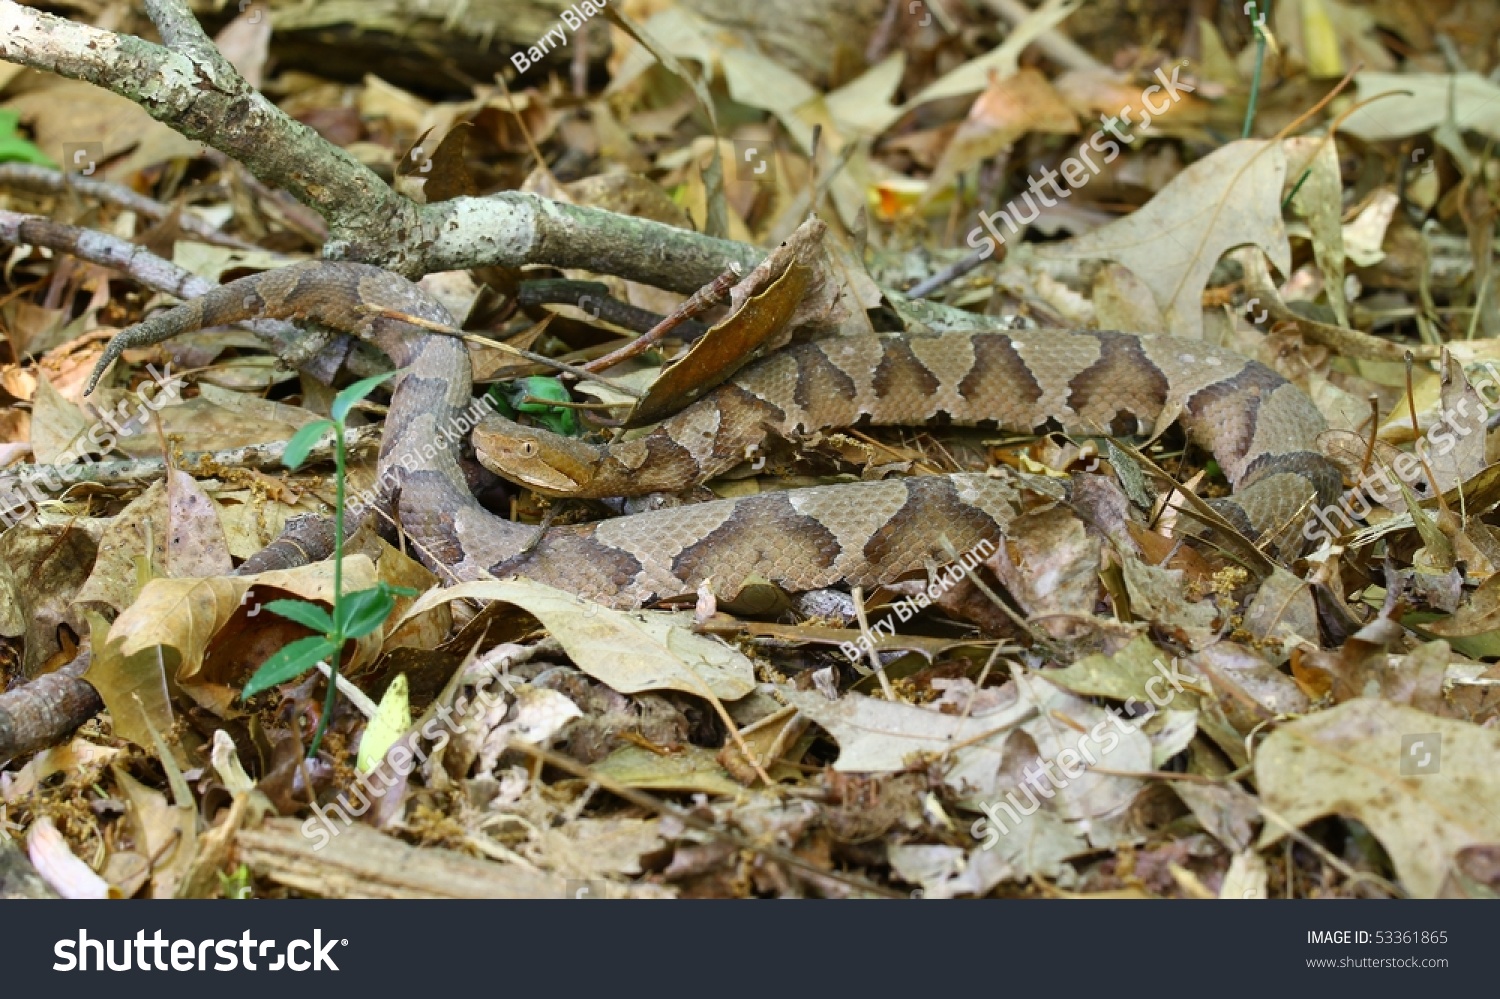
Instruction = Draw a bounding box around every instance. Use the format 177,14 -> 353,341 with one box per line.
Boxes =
0,520 -> 98,676
625,219 -> 821,427
909,0 -> 1082,105
1040,635 -> 1192,706
73,480 -> 173,614
593,743 -> 748,796
1284,135 -> 1348,326
1090,261 -> 1167,331
0,739 -> 119,804
987,505 -> 1101,643
2,300 -> 70,360
1418,571 -> 1500,639
1339,72 -> 1500,144
28,375 -> 90,465
392,578 -> 755,700
6,78 -> 198,180
1256,699 -> 1500,897
888,819 -> 1086,898
1120,556 -> 1219,649
1051,67 -> 1214,140
924,68 -> 1076,199
165,469 -> 232,578
783,674 -> 1150,817
83,609 -> 173,752
1039,139 -> 1291,338
112,765 -> 195,898
105,556 -> 382,706
1242,567 -> 1318,660
213,2 -> 272,90
1189,642 -> 1310,765
112,394 -> 305,458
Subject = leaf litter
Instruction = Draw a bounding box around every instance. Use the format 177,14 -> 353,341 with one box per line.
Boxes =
2,0 -> 1500,900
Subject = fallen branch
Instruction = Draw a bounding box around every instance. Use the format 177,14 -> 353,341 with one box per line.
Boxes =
0,424 -> 381,493
0,0 -> 762,286
0,210 -> 384,382
0,163 -> 260,250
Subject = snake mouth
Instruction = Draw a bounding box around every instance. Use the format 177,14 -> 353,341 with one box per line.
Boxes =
506,462 -> 584,496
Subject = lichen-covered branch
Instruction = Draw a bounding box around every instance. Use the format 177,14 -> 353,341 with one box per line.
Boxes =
0,0 -> 415,253
412,195 -> 765,296
0,1 -> 763,290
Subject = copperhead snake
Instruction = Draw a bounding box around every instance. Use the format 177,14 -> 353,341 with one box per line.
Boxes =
89,261 -> 1340,607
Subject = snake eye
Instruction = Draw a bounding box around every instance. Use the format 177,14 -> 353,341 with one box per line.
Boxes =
519,440 -> 538,458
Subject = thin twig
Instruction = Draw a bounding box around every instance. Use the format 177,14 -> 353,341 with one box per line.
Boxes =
0,424 -> 381,493
516,395 -> 626,411
0,209 -> 383,381
906,248 -> 991,299
1361,393 -> 1379,477
0,163 -> 261,250
368,308 -> 643,398
851,586 -> 898,699
583,264 -> 741,373
517,280 -> 709,340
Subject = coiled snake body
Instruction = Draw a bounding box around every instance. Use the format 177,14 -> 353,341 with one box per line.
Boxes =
91,261 -> 1339,606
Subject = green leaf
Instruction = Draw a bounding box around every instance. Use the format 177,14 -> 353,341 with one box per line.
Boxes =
282,420 -> 334,471
334,586 -> 395,640
331,370 -> 400,424
265,598 -> 334,634
504,376 -> 578,436
242,635 -> 338,699
0,110 -> 56,168
334,582 -> 418,640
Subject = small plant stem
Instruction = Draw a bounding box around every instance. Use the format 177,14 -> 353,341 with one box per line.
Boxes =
1242,1 -> 1270,139
308,422 -> 348,758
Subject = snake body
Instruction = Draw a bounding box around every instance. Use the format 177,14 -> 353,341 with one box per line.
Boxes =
91,261 -> 1339,606
476,322 -> 1340,556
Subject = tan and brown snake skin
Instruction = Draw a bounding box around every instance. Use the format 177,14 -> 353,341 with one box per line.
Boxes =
90,261 -> 1340,606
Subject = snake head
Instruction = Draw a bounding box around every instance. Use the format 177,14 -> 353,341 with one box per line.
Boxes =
473,415 -> 602,496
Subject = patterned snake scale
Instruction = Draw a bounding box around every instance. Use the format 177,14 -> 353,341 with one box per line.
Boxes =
90,261 -> 1341,607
